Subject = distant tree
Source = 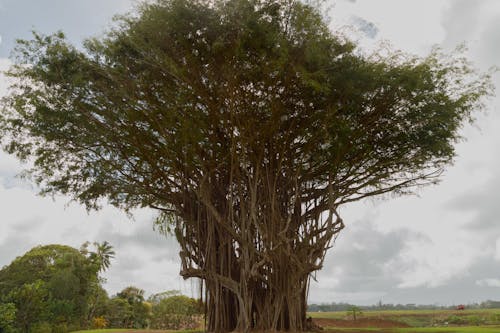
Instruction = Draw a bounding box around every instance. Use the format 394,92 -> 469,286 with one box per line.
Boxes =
114,286 -> 150,328
117,286 -> 145,305
105,298 -> 132,328
85,284 -> 109,325
0,243 -> 113,331
148,290 -> 181,305
150,294 -> 201,330
347,306 -> 362,321
0,245 -> 82,295
81,241 -> 115,273
0,0 -> 492,331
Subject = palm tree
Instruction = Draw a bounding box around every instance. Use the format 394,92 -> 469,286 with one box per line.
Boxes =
92,241 -> 115,272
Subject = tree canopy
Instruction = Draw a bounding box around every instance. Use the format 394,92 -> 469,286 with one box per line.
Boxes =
0,0 -> 492,331
0,243 -> 113,332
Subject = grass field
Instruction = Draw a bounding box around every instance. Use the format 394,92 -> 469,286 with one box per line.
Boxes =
309,308 -> 500,319
310,309 -> 500,333
323,328 -> 500,333
71,330 -> 203,333
70,328 -> 500,333
70,310 -> 500,333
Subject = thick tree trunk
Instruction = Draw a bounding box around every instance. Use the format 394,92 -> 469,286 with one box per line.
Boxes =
202,276 -> 309,332
175,175 -> 344,332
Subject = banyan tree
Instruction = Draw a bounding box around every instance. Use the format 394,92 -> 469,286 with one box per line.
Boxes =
0,0 -> 492,331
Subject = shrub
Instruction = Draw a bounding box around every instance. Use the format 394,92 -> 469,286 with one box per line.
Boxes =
51,323 -> 68,333
150,295 -> 201,330
31,322 -> 52,333
92,316 -> 108,329
446,315 -> 465,325
468,315 -> 483,326
65,323 -> 80,333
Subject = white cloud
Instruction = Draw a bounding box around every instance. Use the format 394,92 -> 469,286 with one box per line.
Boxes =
476,278 -> 500,288
494,239 -> 500,261
331,0 -> 448,55
1,0 -> 500,305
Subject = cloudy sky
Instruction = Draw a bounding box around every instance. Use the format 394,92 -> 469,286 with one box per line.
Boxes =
1,0 -> 500,306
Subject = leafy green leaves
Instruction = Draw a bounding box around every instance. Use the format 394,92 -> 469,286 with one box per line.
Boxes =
0,1 -> 493,330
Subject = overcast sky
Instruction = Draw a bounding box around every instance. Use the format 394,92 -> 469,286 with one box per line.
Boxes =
1,0 -> 500,306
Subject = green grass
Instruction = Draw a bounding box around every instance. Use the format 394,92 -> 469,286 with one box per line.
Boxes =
70,326 -> 500,333
397,327 -> 500,333
71,330 -> 133,333
322,327 -> 500,333
311,309 -> 500,328
71,328 -> 204,333
309,309 -> 500,318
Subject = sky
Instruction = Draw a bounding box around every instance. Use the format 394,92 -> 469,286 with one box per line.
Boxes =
0,0 -> 500,306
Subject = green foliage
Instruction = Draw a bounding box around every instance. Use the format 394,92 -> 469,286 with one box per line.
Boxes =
116,287 -> 144,305
80,242 -> 115,273
91,316 -> 107,329
147,290 -> 181,304
0,245 -> 82,295
467,315 -> 483,326
0,243 -> 113,332
7,280 -> 49,333
109,286 -> 150,328
0,0 -> 493,330
150,293 -> 201,330
105,298 -> 132,328
51,323 -> 68,333
446,315 -> 465,325
347,305 -> 363,321
0,0 -> 492,215
0,303 -> 16,333
30,322 -> 52,333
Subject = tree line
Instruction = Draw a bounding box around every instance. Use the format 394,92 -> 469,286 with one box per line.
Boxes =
0,243 -> 202,333
308,301 -> 500,312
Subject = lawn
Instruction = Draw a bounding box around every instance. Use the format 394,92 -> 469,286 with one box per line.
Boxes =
322,327 -> 500,333
70,326 -> 500,333
71,330 -> 134,333
397,327 -> 500,333
70,310 -> 500,333
71,328 -> 204,333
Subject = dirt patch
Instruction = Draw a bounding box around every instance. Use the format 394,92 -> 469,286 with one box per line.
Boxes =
313,317 -> 409,328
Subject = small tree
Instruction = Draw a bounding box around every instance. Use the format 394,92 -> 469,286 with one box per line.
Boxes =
0,0 -> 492,331
114,286 -> 150,328
150,294 -> 201,330
347,306 -> 362,321
106,298 -> 132,328
92,316 -> 108,329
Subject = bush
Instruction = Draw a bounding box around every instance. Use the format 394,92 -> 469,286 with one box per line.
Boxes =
92,316 -> 108,329
489,313 -> 500,324
65,323 -> 80,333
150,295 -> 201,330
468,315 -> 483,326
31,322 -> 52,333
446,315 -> 465,325
51,323 -> 68,333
